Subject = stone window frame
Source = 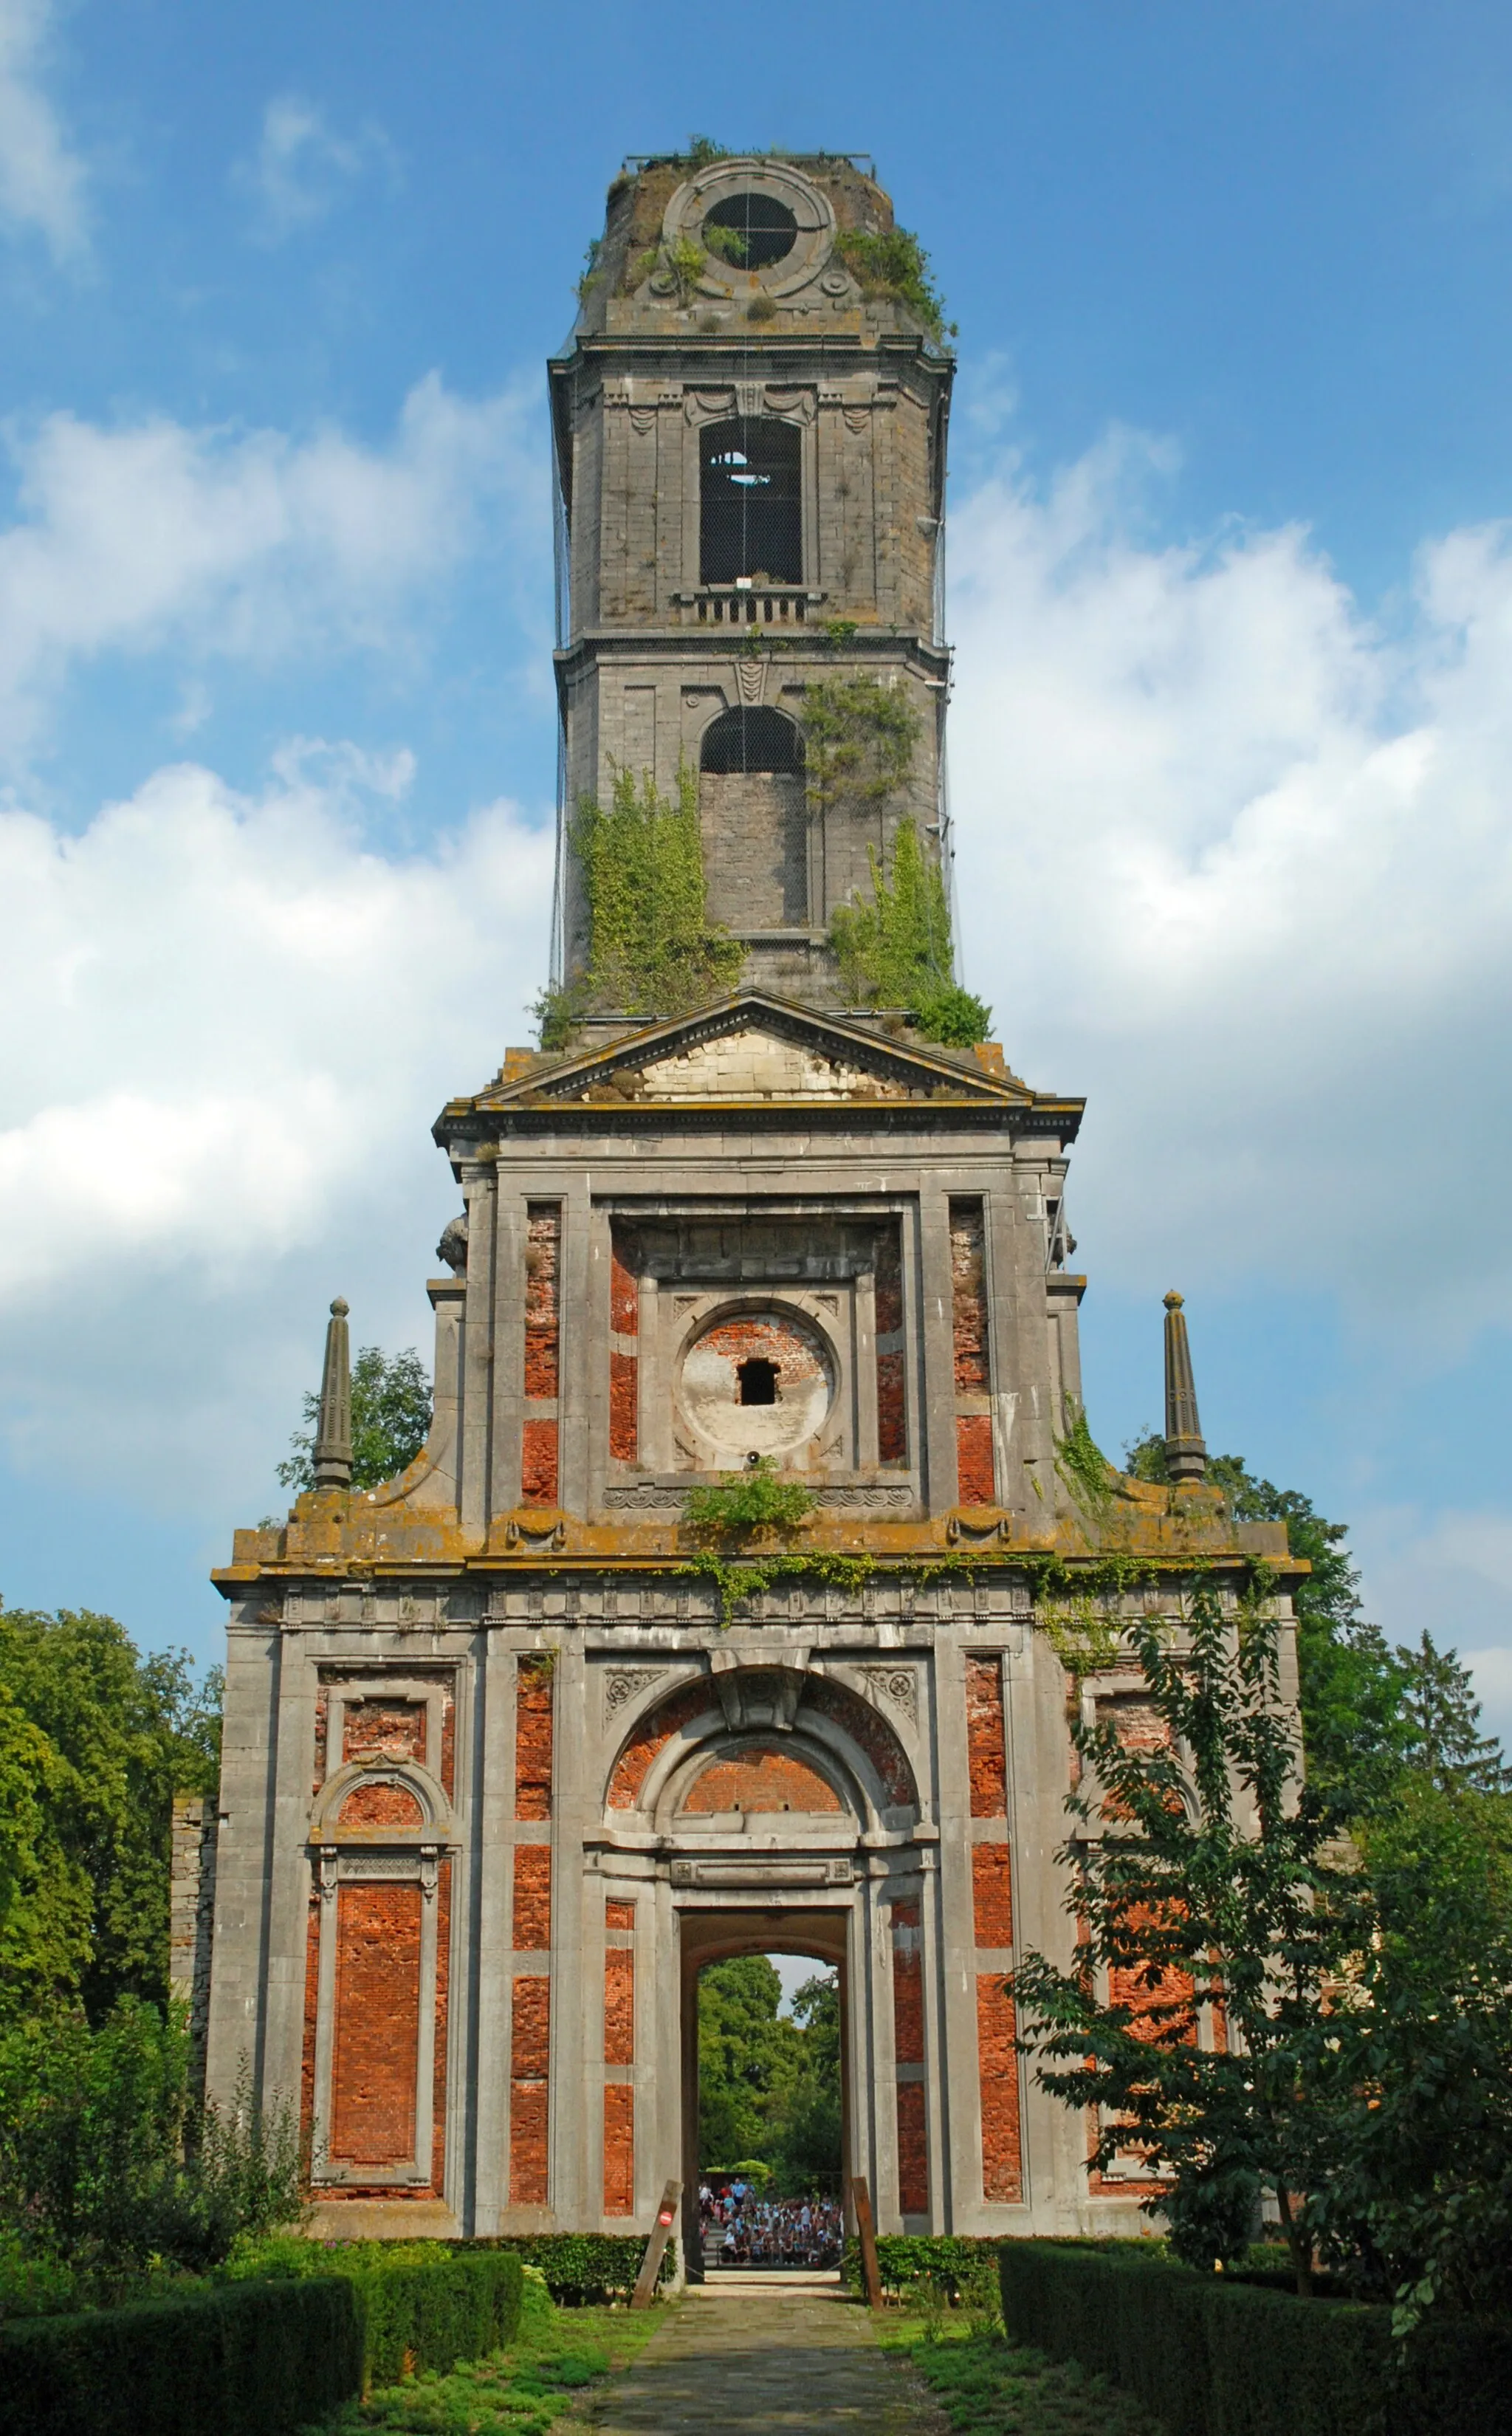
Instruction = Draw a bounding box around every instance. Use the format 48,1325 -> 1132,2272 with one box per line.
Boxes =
306,1692 -> 458,2191
680,385 -> 819,599
665,1288 -> 853,1475
660,160 -> 838,303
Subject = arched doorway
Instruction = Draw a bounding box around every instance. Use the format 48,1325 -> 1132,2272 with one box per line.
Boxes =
680,1907 -> 848,2279
601,1661 -> 926,2262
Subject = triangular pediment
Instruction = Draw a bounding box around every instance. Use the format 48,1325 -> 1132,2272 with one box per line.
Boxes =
474,993 -> 1037,1111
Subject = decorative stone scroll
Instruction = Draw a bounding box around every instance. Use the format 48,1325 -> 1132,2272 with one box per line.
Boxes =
602,1666 -> 664,1721
859,1664 -> 918,1726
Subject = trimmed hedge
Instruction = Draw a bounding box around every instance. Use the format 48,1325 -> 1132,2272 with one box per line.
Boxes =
998,2238 -> 1512,2436
337,2246 -> 524,2389
1,2242 -> 526,2435
842,2234 -> 1001,2307
472,2233 -> 674,2302
0,2274 -> 362,2436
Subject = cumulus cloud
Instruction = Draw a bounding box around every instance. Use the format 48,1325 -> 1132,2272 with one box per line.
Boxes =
234,92 -> 396,241
0,754 -> 554,1318
0,750 -> 550,1529
0,0 -> 86,259
948,431 -> 1512,1335
0,373 -> 543,758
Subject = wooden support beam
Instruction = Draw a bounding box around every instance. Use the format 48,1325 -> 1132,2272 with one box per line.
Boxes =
850,2173 -> 883,2308
630,2177 -> 683,2308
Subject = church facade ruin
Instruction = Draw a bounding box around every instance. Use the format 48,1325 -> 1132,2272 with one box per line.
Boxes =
201,151 -> 1299,2250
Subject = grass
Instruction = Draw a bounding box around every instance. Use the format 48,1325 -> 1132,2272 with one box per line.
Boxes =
308,2289 -> 673,2436
880,2308 -> 1165,2436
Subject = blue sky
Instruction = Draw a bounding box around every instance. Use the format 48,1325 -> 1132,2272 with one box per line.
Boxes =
4,0 -> 1512,1735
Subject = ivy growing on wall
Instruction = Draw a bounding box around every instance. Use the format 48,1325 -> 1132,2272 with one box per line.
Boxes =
803,673 -> 921,821
537,761 -> 742,1046
802,676 -> 989,1044
829,820 -> 992,1046
833,227 -> 954,343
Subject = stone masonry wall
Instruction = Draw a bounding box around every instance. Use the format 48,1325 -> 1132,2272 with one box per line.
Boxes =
891,1898 -> 928,2217
603,1895 -> 636,2216
511,1658 -> 554,2207
523,1207 -> 560,1506
951,1200 -> 995,1506
966,1656 -> 1022,2203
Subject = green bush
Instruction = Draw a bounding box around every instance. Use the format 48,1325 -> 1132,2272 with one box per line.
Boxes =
225,2237 -> 523,2384
997,2239 -> 1512,2436
0,2274 -> 362,2436
843,2233 -> 1001,2308
471,2232 -> 673,2303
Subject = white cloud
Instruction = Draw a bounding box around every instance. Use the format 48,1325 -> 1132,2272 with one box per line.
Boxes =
0,749 -> 553,1526
949,431 -> 1512,1337
234,92 -> 395,241
0,0 -> 86,259
0,373 -> 543,758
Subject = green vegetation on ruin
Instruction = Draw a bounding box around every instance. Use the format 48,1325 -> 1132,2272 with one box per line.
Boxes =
535,760 -> 742,1046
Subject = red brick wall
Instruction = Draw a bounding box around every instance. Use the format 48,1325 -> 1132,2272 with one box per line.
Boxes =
679,1746 -> 841,1814
604,1951 -> 634,2065
512,1844 -> 551,1950
803,1675 -> 917,1808
972,1843 -> 1014,1946
976,1974 -> 1023,2202
603,1886 -> 635,2217
955,1413 -> 996,1506
896,2082 -> 929,2217
515,1659 -> 554,1820
609,1232 -> 639,1465
873,1223 -> 907,1464
892,1899 -> 927,2216
509,1975 -> 550,2206
431,1863 -> 450,2193
949,1200 -> 994,1505
608,1681 -> 709,1808
523,1205 -> 560,1504
891,1900 -> 924,2065
966,1658 -> 1023,2200
965,1658 -> 1008,1819
344,1701 -> 425,1764
330,1883 -> 422,2166
602,2082 -> 635,2217
338,1780 -> 423,1828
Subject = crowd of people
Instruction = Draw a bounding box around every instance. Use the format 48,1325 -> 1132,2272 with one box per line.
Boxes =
698,2178 -> 844,2269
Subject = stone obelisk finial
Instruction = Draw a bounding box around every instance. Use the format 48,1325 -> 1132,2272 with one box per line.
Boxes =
312,1298 -> 353,1490
1163,1291 -> 1207,1483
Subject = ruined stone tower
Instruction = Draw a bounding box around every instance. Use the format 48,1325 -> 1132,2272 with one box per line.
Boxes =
552,151 -> 951,1003
202,152 -> 1300,2252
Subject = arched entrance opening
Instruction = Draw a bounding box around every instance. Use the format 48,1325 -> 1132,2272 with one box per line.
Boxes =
679,1907 -> 849,2280
602,1664 -> 923,2267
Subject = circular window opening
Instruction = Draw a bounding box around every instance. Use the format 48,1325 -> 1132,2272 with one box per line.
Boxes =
680,1310 -> 834,1460
702,192 -> 798,271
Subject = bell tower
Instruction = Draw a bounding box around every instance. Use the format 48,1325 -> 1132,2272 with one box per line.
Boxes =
204,146 -> 1304,2264
549,151 -> 953,1003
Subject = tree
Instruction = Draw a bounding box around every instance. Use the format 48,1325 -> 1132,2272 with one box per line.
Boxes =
697,1956 -> 805,2168
0,1608 -> 220,2027
278,1344 -> 432,1495
0,1997 -> 300,2275
772,1972 -> 843,2193
1123,1433 -> 1488,1818
1318,1775 -> 1512,2319
1011,1580 -> 1372,2291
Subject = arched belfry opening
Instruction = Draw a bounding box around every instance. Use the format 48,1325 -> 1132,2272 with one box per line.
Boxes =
700,416 -> 803,586
698,705 -> 808,932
